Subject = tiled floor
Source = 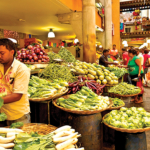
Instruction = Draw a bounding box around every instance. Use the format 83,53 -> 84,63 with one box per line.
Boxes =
103,87 -> 150,150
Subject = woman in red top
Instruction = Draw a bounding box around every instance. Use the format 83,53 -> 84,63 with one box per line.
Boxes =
143,49 -> 150,78
122,48 -> 130,65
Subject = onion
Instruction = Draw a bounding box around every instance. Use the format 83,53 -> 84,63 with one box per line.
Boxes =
26,50 -> 29,55
31,59 -> 34,62
27,60 -> 30,62
28,55 -> 33,60
27,45 -> 33,50
17,51 -> 21,55
38,60 -> 42,63
38,55 -> 42,59
34,56 -> 38,61
39,52 -> 43,55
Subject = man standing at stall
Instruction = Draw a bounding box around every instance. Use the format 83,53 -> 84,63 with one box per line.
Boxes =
99,49 -> 117,67
0,38 -> 30,126
122,48 -> 129,65
109,44 -> 119,61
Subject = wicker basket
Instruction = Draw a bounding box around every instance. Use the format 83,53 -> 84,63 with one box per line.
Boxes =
108,103 -> 125,110
103,115 -> 150,133
19,123 -> 57,135
109,92 -> 141,98
53,95 -> 113,115
29,88 -> 68,102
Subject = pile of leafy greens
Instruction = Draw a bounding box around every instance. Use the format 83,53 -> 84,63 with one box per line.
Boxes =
28,76 -> 68,99
104,107 -> 150,129
14,132 -> 55,150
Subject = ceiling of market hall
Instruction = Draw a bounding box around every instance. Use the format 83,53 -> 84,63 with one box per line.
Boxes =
0,0 -> 75,38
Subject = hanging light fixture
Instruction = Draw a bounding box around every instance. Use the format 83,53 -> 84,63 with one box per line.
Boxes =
48,29 -> 55,38
122,40 -> 127,45
124,43 -> 128,47
8,38 -> 17,43
74,38 -> 79,44
147,39 -> 150,43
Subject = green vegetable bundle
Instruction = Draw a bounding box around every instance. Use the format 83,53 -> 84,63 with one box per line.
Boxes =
40,64 -> 76,82
14,132 -> 55,150
48,52 -> 62,63
0,97 -> 7,121
28,76 -> 68,98
106,66 -> 128,78
110,97 -> 125,107
58,47 -> 76,63
104,107 -> 150,129
108,82 -> 141,95
57,86 -> 110,111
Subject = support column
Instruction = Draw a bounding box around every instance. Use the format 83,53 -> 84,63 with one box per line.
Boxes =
105,0 -> 112,49
82,0 -> 96,63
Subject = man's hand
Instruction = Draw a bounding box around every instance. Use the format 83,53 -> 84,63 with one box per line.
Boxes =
2,93 -> 23,104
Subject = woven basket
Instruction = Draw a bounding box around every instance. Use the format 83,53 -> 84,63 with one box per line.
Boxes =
108,103 -> 125,110
109,92 -> 141,98
19,123 -> 57,135
29,88 -> 68,102
53,95 -> 113,115
103,115 -> 150,133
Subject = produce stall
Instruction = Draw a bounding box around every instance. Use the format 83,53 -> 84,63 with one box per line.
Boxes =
15,44 -> 147,149
103,107 -> 150,150
0,124 -> 84,150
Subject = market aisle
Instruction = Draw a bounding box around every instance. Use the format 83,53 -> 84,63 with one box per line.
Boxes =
103,87 -> 150,150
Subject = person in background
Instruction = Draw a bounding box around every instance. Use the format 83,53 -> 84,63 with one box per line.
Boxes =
0,38 -> 30,126
143,49 -> 150,78
99,49 -> 117,67
128,49 -> 144,103
122,48 -> 130,65
135,48 -> 144,70
109,44 -> 119,61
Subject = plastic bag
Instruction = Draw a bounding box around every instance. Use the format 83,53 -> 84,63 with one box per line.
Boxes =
136,79 -> 144,94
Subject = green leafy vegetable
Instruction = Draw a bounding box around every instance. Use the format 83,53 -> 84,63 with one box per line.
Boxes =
58,47 -> 76,63
110,97 -> 125,107
57,86 -> 110,111
39,64 -> 76,82
14,132 -> 55,150
10,122 -> 24,129
103,107 -> 150,129
0,112 -> 7,121
109,82 -> 141,95
48,52 -> 62,63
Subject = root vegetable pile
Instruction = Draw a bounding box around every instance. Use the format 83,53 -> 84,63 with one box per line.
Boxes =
67,76 -> 105,95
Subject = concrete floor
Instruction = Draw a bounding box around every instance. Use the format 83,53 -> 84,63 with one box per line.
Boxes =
103,87 -> 150,150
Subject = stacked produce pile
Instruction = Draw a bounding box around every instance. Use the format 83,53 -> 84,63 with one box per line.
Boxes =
57,86 -> 110,111
58,47 -> 76,63
39,64 -> 76,83
48,52 -> 62,63
13,125 -> 84,150
53,125 -> 84,150
28,76 -> 68,99
71,61 -> 119,85
106,66 -> 128,78
108,82 -> 141,95
67,76 -> 105,95
110,98 -> 125,108
16,45 -> 49,63
0,127 -> 23,149
48,48 -> 76,63
104,107 -> 150,129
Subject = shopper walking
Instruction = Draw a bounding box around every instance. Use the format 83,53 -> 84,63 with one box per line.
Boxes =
143,49 -> 150,78
128,49 -> 144,103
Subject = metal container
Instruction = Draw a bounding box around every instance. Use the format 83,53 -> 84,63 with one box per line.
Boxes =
60,112 -> 103,150
115,131 -> 147,150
